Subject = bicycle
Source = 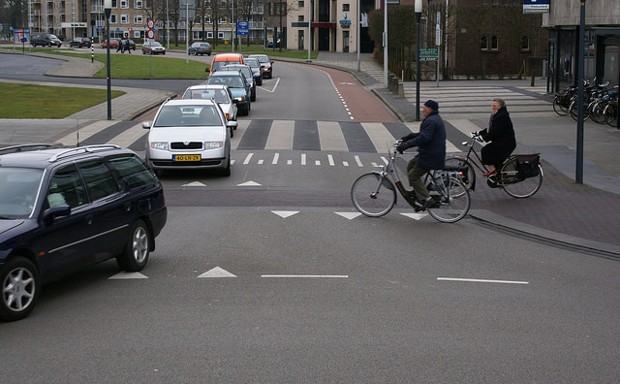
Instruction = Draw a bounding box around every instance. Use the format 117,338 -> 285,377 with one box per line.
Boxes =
444,133 -> 543,199
351,140 -> 471,223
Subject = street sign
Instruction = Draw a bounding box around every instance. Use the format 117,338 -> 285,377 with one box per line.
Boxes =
419,47 -> 439,62
237,21 -> 249,37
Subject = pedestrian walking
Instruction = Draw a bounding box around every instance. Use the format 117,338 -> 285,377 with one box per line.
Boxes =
124,39 -> 131,54
116,39 -> 122,53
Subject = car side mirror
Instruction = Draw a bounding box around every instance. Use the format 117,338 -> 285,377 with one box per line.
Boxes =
43,204 -> 71,222
142,121 -> 152,129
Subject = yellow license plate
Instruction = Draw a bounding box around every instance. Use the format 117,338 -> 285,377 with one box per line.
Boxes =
174,154 -> 201,161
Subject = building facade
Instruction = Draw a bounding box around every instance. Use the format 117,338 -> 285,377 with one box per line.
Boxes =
542,0 -> 620,91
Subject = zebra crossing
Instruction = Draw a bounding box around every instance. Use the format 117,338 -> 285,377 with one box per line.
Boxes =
403,84 -> 551,117
55,118 -> 486,154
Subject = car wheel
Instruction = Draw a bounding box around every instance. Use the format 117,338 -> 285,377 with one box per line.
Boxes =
221,154 -> 231,177
0,257 -> 40,322
116,219 -> 150,272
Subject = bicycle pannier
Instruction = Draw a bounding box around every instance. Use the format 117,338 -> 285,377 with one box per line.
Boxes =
516,154 -> 540,179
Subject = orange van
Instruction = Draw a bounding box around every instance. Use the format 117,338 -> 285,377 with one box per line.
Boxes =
209,53 -> 244,75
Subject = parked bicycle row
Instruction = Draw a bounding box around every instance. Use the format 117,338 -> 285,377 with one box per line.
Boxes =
552,79 -> 618,127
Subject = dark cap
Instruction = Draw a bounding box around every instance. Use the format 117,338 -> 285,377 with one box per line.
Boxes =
424,100 -> 439,111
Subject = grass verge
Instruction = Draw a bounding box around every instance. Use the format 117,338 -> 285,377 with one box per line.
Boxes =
0,83 -> 125,118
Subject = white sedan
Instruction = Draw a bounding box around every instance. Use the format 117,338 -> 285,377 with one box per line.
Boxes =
181,84 -> 238,137
143,99 -> 236,176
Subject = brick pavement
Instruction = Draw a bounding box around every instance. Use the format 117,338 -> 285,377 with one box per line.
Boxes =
1,50 -> 619,257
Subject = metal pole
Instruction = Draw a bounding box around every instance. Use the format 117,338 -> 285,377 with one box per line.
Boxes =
105,5 -> 112,120
166,0 -> 170,49
576,0 -> 586,183
307,0 -> 311,61
416,19 -> 420,121
356,0 -> 360,72
232,0 -> 235,52
415,0 -> 422,121
383,0 -> 388,88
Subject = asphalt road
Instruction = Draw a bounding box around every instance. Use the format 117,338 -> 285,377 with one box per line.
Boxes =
1,52 -> 619,383
1,207 -> 619,383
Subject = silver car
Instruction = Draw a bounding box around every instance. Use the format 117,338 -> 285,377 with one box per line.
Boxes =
182,84 -> 239,137
143,99 -> 235,176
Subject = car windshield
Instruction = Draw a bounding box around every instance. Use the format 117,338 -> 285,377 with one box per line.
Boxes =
0,168 -> 43,218
207,75 -> 244,88
245,59 -> 259,68
185,89 -> 231,104
154,105 -> 223,127
222,66 -> 251,80
253,55 -> 269,63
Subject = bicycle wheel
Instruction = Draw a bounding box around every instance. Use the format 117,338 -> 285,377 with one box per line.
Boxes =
552,95 -> 569,116
499,159 -> 543,199
351,172 -> 396,217
590,101 -> 607,124
427,176 -> 471,223
444,156 -> 475,196
570,99 -> 591,121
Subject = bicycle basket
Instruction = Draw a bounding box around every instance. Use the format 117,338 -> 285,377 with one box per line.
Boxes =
515,154 -> 540,179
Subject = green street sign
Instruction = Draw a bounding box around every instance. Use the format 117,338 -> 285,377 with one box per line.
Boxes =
419,47 -> 439,61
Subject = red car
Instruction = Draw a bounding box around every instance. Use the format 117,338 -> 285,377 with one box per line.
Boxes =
101,39 -> 119,49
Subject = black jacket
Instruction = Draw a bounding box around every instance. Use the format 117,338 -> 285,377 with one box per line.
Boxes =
401,110 -> 446,170
479,106 -> 516,166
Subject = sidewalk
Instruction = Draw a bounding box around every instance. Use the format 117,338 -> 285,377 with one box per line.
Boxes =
2,51 -> 619,257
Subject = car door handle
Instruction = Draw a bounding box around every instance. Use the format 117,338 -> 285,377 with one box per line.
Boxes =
86,215 -> 94,225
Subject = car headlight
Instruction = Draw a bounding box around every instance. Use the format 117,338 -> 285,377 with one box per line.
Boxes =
150,142 -> 169,150
204,141 -> 223,149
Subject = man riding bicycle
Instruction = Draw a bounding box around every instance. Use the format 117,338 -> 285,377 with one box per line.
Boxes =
396,100 -> 446,210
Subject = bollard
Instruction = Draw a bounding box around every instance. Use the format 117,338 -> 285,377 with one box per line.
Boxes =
530,72 -> 535,87
91,46 -> 94,64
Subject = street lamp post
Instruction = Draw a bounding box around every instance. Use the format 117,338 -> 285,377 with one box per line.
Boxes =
104,0 -> 112,120
415,0 -> 422,121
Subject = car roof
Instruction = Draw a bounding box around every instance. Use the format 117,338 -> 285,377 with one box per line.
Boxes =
162,99 -> 218,106
187,84 -> 229,90
0,144 -> 132,169
213,52 -> 243,59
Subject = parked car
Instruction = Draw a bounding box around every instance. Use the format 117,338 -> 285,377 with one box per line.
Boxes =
208,52 -> 244,75
243,57 -> 263,86
0,144 -> 167,322
219,64 -> 257,102
205,71 -> 252,116
69,37 -> 91,48
188,42 -> 212,56
101,39 -> 118,49
248,54 -> 273,79
182,84 -> 238,137
30,33 -> 62,47
143,99 -> 234,176
142,41 -> 166,55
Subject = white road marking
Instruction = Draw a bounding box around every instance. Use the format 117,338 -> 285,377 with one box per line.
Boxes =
354,156 -> 363,167
272,210 -> 299,218
261,275 -> 349,278
198,267 -> 237,278
301,153 -> 307,165
237,181 -> 261,186
437,277 -> 529,285
243,153 -> 254,165
182,181 -> 207,187
328,154 -> 335,166
400,213 -> 426,220
335,212 -> 361,220
272,152 -> 280,165
108,272 -> 148,279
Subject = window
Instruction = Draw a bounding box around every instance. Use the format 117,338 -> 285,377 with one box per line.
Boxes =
111,0 -> 118,7
135,0 -> 143,8
78,160 -> 119,201
298,15 -> 304,21
120,14 -> 129,24
120,0 -> 128,8
107,156 -> 157,190
205,16 -> 212,24
298,0 -> 304,7
134,15 -> 143,24
110,14 -> 117,23
207,31 -> 213,38
47,165 -> 87,209
491,35 -> 498,50
480,35 -> 488,50
343,4 -> 350,11
521,36 -> 530,51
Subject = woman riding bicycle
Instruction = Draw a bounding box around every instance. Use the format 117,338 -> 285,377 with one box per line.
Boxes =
396,100 -> 446,210
476,98 -> 516,177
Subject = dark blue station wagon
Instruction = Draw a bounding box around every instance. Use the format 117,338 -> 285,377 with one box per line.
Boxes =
0,144 -> 167,321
